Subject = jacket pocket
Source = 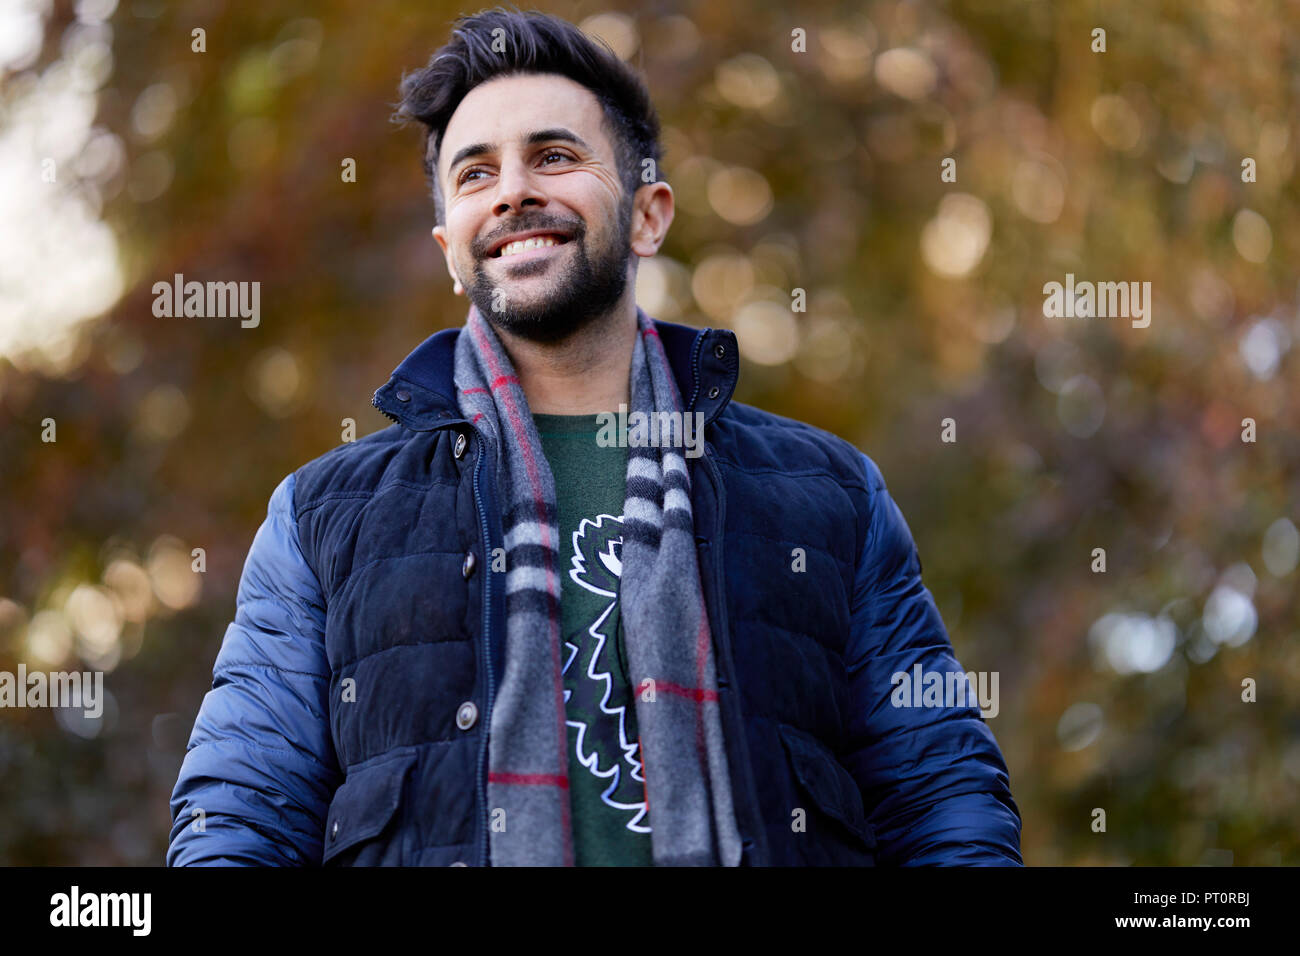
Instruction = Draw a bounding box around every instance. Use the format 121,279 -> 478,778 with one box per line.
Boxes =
321,752 -> 416,865
777,722 -> 876,853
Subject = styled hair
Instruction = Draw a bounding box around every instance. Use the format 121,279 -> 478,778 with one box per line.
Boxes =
391,5 -> 663,226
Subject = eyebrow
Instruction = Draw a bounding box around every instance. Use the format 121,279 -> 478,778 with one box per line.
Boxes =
445,128 -> 592,181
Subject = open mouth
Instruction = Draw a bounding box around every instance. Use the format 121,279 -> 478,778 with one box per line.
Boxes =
491,234 -> 573,259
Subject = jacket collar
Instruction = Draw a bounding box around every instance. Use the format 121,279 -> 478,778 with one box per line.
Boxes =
371,306 -> 739,432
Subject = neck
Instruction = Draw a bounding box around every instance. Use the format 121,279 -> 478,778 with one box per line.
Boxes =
491,299 -> 639,415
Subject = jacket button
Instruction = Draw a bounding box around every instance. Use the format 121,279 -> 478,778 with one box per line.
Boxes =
456,701 -> 478,730
714,343 -> 726,359
331,820 -> 339,841
462,551 -> 476,579
395,389 -> 411,402
708,386 -> 720,399
454,432 -> 468,459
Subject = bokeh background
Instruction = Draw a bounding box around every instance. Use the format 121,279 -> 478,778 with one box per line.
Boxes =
1,0 -> 1297,865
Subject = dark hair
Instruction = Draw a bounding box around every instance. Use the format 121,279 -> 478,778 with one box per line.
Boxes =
391,5 -> 663,226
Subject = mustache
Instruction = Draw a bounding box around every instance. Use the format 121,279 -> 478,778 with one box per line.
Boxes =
475,219 -> 584,258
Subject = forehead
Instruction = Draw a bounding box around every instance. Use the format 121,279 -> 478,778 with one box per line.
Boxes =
438,72 -> 613,176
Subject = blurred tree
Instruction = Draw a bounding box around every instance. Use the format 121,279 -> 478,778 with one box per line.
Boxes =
0,0 -> 1296,865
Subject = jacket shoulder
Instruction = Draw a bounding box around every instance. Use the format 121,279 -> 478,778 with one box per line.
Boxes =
291,422 -> 412,508
286,423 -> 432,594
710,400 -> 885,495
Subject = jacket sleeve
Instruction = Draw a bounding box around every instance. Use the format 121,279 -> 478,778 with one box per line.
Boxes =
842,452 -> 1022,865
167,472 -> 342,866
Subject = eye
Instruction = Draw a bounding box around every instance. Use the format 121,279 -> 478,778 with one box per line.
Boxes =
457,149 -> 573,188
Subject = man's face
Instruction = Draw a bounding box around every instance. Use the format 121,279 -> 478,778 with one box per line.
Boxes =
432,72 -> 637,344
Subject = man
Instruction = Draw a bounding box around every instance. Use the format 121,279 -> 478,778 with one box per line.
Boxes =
168,6 -> 1022,867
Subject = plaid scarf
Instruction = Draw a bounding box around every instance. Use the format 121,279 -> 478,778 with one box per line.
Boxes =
453,303 -> 742,867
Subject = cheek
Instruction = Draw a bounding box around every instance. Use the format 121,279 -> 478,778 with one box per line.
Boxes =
446,208 -> 480,258
588,176 -> 625,212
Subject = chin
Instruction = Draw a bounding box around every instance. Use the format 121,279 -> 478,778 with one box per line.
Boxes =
487,307 -> 598,344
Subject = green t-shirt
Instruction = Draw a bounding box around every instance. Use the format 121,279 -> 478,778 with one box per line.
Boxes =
532,412 -> 654,867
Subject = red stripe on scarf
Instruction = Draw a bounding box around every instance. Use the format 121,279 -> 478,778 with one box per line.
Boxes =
695,612 -> 710,772
489,771 -> 570,788
639,739 -> 652,828
644,679 -> 719,703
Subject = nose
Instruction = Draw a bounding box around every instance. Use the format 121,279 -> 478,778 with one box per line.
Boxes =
492,153 -> 547,218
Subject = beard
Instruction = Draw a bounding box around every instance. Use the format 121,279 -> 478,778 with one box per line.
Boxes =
465,197 -> 633,345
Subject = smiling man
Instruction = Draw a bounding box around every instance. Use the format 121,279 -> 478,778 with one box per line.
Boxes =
167,5 -> 1022,867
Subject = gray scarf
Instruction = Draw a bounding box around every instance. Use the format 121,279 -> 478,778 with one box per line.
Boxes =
453,302 -> 742,866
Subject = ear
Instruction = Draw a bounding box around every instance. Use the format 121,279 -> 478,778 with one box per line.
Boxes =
432,225 -> 465,296
629,181 -> 674,259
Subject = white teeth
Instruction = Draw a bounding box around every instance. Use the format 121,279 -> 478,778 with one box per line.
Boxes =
498,236 -> 563,258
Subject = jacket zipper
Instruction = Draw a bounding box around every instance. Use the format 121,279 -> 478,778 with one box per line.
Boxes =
372,392 -> 400,424
698,444 -> 766,866
470,428 -> 496,867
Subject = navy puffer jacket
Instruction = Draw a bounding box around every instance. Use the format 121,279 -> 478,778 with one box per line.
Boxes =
167,315 -> 1022,866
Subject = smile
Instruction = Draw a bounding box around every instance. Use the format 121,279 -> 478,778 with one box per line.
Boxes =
492,235 -> 572,259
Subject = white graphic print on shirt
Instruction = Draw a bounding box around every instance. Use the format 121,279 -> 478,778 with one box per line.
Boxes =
562,513 -> 650,834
